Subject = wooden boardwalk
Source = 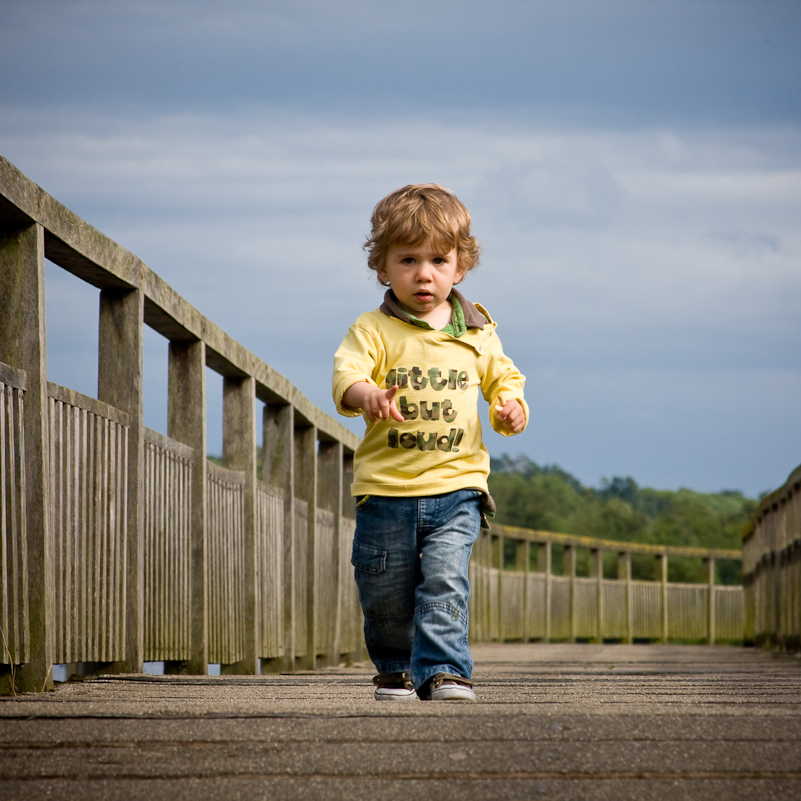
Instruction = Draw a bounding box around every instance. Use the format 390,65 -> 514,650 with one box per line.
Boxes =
1,644 -> 800,800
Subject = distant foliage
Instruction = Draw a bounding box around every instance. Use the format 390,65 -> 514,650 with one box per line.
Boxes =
488,455 -> 756,585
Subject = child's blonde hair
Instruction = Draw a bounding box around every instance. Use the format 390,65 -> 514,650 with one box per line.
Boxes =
364,184 -> 481,275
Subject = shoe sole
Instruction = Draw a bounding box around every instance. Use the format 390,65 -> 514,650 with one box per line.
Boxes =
374,690 -> 417,701
429,687 -> 476,701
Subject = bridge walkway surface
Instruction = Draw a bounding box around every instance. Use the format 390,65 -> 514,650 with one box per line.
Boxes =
1,643 -> 800,800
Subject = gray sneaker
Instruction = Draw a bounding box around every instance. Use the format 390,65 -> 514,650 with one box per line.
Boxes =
373,672 -> 416,701
428,673 -> 476,701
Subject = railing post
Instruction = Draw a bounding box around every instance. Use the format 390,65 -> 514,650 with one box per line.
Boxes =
167,340 -> 208,674
0,223 -> 54,693
317,440 -> 343,666
792,541 -> 801,651
538,541 -> 552,642
494,531 -> 504,641
98,287 -> 145,674
590,548 -> 603,643
471,528 -> 490,643
770,548 -> 780,648
340,451 -> 362,662
295,422 -> 317,670
515,540 -> 530,641
565,545 -> 576,643
780,545 -> 790,649
221,375 -> 259,675
618,551 -> 633,644
704,556 -> 716,645
655,553 -> 668,643
262,403 -> 295,671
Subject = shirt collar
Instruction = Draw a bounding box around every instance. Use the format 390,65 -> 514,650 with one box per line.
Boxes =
379,287 -> 487,330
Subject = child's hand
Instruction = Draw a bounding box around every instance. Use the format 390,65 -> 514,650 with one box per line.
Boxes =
495,397 -> 525,434
361,384 -> 404,424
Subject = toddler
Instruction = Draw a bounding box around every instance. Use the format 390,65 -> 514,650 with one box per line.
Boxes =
332,184 -> 527,700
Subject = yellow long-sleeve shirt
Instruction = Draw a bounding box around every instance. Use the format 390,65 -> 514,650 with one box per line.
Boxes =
332,291 -> 528,499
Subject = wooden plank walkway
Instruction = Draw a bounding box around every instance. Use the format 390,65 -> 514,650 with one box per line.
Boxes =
1,644 -> 800,800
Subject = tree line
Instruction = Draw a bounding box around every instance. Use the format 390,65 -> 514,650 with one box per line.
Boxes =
487,455 -> 757,585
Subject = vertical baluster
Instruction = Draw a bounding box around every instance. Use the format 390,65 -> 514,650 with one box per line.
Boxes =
618,551 -> 633,644
565,545 -> 576,643
537,541 -> 552,642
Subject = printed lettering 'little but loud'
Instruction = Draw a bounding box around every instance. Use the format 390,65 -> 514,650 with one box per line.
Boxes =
385,367 -> 470,391
387,428 -> 465,452
398,396 -> 458,422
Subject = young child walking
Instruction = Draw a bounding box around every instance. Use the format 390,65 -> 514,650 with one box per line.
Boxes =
332,184 -> 528,701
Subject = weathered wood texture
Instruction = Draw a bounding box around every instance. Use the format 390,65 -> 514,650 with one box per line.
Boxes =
292,499 -> 309,661
49,384 -> 128,665
0,366 -> 27,666
256,482 -> 284,659
166,339 -> 207,673
0,220 -> 54,694
206,461 -> 246,666
743,463 -> 801,651
143,428 -> 192,663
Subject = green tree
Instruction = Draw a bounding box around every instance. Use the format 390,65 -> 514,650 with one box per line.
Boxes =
488,455 -> 755,585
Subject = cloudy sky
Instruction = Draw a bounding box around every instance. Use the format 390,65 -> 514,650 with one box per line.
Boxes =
1,0 -> 799,497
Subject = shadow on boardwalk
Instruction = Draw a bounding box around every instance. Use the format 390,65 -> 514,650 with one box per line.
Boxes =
1,644 -> 800,800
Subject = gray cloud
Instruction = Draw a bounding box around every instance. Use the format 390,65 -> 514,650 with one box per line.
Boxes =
473,156 -> 626,230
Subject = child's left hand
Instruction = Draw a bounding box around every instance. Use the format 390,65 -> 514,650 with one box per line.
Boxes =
495,397 -> 526,434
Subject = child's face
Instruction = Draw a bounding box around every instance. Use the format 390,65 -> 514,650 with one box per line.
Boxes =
378,241 -> 465,324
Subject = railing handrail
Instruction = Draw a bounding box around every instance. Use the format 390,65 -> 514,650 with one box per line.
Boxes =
741,462 -> 801,651
743,463 -> 801,546
0,154 -> 359,450
485,521 -> 741,562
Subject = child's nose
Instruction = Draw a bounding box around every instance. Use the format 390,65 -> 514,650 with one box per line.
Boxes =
416,261 -> 434,280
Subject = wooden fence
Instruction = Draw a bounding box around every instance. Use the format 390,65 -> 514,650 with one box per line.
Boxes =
743,463 -> 801,651
0,154 -> 362,692
470,524 -> 743,645
0,154 -> 752,694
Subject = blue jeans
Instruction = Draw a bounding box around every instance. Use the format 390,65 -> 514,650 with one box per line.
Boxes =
351,489 -> 482,692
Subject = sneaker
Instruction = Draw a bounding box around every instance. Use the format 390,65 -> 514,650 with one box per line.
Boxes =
373,672 -> 416,701
428,673 -> 476,701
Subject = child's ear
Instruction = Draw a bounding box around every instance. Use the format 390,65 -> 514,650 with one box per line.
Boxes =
454,266 -> 467,285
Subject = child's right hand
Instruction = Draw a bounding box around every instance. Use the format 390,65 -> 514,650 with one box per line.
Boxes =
362,384 -> 404,423
344,381 -> 404,423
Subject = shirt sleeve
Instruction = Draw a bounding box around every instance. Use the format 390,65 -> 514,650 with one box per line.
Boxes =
480,329 -> 529,437
332,321 -> 382,417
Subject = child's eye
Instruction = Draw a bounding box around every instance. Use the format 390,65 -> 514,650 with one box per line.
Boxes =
432,258 -> 445,264
401,257 -> 415,264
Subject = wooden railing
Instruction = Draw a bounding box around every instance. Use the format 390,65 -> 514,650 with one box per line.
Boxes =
0,155 -> 753,694
0,154 -> 361,692
743,464 -> 801,651
470,524 -> 743,645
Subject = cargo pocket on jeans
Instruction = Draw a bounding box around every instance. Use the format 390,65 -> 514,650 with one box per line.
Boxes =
351,543 -> 387,574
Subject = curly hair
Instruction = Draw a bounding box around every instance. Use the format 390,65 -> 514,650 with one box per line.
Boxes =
364,184 -> 481,275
